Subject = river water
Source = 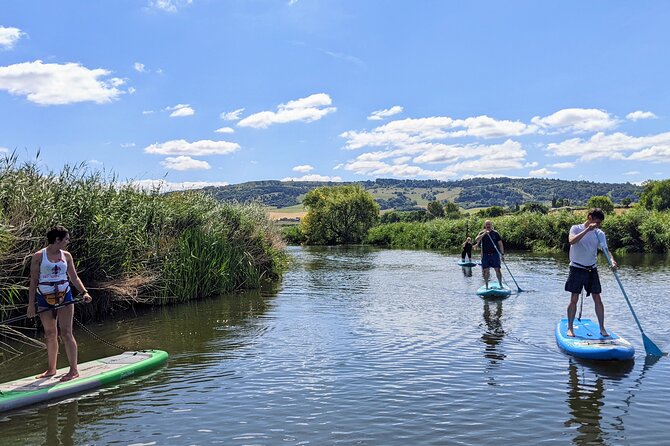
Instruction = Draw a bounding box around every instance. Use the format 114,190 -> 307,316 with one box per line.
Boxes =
1,246 -> 669,445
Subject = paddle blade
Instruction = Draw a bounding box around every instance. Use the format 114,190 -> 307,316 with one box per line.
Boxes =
643,334 -> 665,357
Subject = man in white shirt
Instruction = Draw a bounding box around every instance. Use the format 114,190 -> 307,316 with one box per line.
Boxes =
565,208 -> 617,337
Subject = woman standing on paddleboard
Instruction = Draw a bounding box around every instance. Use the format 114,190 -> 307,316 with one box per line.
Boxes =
27,225 -> 92,382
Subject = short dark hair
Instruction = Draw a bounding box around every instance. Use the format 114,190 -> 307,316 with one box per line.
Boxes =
46,225 -> 69,244
588,208 -> 605,221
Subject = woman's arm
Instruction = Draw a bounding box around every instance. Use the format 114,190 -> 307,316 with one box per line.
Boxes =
27,252 -> 41,318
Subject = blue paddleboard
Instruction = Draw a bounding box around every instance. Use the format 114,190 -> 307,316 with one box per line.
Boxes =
457,260 -> 478,267
555,318 -> 634,361
476,283 -> 512,298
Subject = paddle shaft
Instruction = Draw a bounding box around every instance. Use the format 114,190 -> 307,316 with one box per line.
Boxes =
486,232 -> 523,292
0,298 -> 82,325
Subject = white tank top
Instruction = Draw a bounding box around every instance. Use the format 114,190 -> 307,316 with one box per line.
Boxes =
38,248 -> 70,294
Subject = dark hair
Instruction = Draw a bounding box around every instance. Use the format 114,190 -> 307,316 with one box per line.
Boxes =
588,208 -> 605,221
46,225 -> 69,244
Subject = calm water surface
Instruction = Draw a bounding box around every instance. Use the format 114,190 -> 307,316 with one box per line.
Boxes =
1,246 -> 669,445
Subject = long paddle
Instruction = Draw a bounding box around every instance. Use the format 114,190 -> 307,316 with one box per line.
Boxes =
597,231 -> 664,357
0,297 -> 83,326
486,232 -> 524,292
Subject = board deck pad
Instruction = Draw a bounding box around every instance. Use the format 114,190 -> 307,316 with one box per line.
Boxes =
0,350 -> 168,412
555,318 -> 634,361
476,282 -> 512,298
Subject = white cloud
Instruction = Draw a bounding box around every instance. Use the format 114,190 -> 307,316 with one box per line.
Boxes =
133,62 -> 146,73
0,26 -> 23,49
166,103 -> 194,117
626,110 -> 657,121
546,131 -> 670,162
0,60 -> 125,105
292,164 -> 314,173
215,127 -> 235,134
127,179 -> 229,192
531,108 -> 617,133
238,93 -> 336,128
0,146 -> 9,153
281,174 -> 343,182
624,171 -> 640,175
145,139 -> 240,156
529,168 -> 557,177
161,156 -> 211,171
120,142 -> 136,148
368,105 -> 403,121
548,162 -> 575,169
142,110 -> 155,115
220,108 -> 245,121
148,0 -> 193,13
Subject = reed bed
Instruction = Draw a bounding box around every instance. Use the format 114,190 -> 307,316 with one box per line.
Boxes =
0,156 -> 287,321
366,209 -> 670,253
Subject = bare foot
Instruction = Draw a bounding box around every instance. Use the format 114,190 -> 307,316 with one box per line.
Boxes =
600,330 -> 610,337
59,372 -> 79,382
35,371 -> 57,379
567,329 -> 575,337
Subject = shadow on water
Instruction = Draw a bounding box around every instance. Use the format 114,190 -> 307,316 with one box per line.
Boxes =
565,358 -> 635,446
481,300 -> 505,383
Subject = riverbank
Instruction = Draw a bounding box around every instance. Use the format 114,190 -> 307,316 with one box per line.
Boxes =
365,208 -> 670,253
0,158 -> 288,322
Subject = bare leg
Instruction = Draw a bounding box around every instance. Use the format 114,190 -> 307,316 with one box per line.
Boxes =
592,293 -> 608,336
495,267 -> 503,288
483,268 -> 490,288
37,311 -> 59,378
57,305 -> 79,381
566,293 -> 580,337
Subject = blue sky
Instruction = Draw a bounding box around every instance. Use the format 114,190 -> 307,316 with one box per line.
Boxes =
1,1 -> 669,190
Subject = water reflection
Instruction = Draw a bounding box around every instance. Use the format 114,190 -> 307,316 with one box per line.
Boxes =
565,360 -> 634,445
461,265 -> 473,277
44,400 -> 78,446
481,300 -> 505,380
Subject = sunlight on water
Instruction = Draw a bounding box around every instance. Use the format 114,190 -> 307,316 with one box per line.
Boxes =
1,246 -> 668,445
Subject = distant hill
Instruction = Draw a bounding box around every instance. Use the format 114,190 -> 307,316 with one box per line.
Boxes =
201,178 -> 642,211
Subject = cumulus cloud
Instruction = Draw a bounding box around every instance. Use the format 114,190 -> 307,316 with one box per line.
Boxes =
166,103 -> 194,117
281,174 -> 343,182
626,110 -> 657,121
148,0 -> 193,13
133,62 -> 146,73
0,26 -> 23,49
292,164 -> 314,173
0,60 -> 125,105
161,156 -> 211,171
546,131 -> 670,162
145,139 -> 240,156
368,105 -> 403,121
127,179 -> 229,192
529,168 -> 557,177
214,127 -> 235,134
220,108 -> 245,121
531,108 -> 617,133
238,93 -> 336,128
120,142 -> 136,148
0,146 -> 9,153
548,162 -> 575,169
142,110 -> 155,115
624,171 -> 640,175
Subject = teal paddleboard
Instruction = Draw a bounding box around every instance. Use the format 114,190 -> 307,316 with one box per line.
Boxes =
0,349 -> 168,413
457,260 -> 479,267
555,319 -> 634,361
476,283 -> 512,298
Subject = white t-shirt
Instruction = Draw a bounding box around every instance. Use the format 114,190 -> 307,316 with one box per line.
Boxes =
569,224 -> 608,268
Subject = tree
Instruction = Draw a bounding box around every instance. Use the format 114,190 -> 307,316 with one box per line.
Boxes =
621,197 -> 632,208
426,200 -> 445,218
476,206 -> 506,218
521,202 -> 549,214
586,196 -> 615,214
301,185 -> 379,245
639,179 -> 670,211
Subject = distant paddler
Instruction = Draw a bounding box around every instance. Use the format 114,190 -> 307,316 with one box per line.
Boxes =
27,225 -> 93,382
475,220 -> 505,289
461,237 -> 473,263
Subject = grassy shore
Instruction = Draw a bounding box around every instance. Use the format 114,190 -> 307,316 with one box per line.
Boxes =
365,208 -> 670,253
0,157 -> 288,321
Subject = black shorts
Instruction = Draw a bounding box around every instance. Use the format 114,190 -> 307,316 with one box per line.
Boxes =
564,266 -> 602,295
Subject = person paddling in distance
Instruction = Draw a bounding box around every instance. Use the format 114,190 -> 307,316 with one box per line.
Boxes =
565,208 -> 617,337
461,236 -> 473,262
475,220 -> 505,289
27,225 -> 92,382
